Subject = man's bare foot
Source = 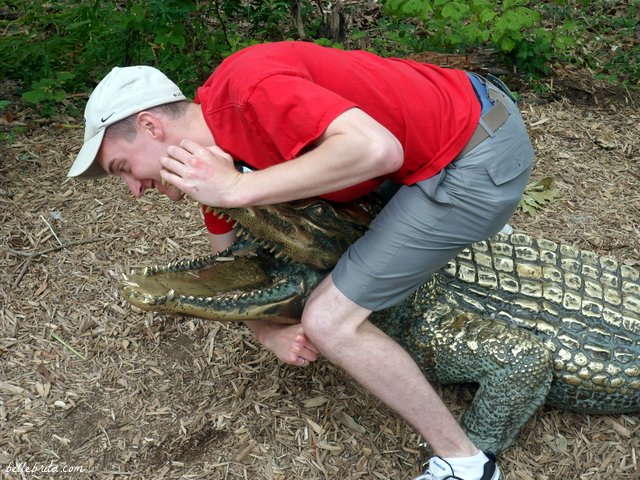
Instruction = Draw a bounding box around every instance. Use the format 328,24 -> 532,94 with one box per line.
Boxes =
248,322 -> 320,366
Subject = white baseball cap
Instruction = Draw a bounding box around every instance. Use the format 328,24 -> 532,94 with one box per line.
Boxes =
68,65 -> 187,178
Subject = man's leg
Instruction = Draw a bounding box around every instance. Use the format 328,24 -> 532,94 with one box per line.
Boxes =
301,275 -> 478,458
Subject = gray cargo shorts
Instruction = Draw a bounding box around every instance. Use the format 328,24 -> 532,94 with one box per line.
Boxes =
332,77 -> 534,311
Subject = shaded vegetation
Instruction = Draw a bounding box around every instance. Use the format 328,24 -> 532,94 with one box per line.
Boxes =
0,0 -> 637,116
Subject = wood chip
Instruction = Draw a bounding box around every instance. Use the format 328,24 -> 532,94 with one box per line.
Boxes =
0,68 -> 638,480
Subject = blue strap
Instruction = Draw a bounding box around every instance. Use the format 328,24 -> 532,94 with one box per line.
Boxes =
466,72 -> 493,115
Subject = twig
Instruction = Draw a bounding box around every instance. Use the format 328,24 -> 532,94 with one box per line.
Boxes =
2,236 -> 121,287
51,332 -> 86,360
3,236 -> 117,258
39,214 -> 64,246
13,257 -> 34,288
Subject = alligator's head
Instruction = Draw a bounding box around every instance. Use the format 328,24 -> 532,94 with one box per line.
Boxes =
119,196 -> 381,323
213,196 -> 379,270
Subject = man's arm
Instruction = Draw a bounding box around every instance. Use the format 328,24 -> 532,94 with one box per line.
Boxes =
206,230 -> 237,253
160,108 -> 404,208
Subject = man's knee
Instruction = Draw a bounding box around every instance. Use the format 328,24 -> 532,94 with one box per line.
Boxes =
300,296 -> 351,348
300,277 -> 370,349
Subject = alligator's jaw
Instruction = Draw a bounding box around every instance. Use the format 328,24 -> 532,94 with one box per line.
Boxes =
118,197 -> 380,323
119,249 -> 322,323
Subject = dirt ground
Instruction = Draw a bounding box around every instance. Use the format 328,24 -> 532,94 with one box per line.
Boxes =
1,69 -> 639,480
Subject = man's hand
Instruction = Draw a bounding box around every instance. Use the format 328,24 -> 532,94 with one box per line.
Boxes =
160,139 -> 242,207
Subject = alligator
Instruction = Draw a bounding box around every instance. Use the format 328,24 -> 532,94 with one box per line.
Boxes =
119,196 -> 640,453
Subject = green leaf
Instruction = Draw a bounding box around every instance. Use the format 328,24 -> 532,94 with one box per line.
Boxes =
503,0 -> 528,9
479,9 -> 498,24
56,71 -> 75,82
441,3 -> 470,21
519,177 -> 559,215
21,90 -> 47,104
500,36 -> 516,52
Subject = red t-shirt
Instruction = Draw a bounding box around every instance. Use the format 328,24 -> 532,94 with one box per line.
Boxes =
196,41 -> 480,234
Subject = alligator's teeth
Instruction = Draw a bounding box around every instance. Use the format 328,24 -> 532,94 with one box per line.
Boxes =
143,294 -> 156,305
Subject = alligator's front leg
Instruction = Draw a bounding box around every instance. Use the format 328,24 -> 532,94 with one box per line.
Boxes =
405,304 -> 553,453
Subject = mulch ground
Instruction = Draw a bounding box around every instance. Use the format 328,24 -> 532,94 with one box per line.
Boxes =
1,69 -> 639,480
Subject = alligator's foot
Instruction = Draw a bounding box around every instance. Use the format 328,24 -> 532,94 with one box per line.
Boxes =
408,304 -> 553,453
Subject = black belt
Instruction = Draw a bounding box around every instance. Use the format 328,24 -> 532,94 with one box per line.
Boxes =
457,79 -> 511,158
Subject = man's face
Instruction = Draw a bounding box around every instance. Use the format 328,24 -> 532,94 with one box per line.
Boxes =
97,134 -> 184,201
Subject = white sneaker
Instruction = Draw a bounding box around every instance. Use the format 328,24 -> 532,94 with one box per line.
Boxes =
413,454 -> 501,480
499,223 -> 513,235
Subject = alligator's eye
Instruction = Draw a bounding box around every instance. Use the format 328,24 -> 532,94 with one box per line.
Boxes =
305,203 -> 326,217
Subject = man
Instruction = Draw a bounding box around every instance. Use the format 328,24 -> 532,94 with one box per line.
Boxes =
69,41 -> 534,480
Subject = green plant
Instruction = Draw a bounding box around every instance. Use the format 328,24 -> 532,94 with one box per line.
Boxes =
543,0 -> 639,85
20,71 -> 75,116
0,0 -> 309,114
0,0 -> 636,117
379,0 -> 574,75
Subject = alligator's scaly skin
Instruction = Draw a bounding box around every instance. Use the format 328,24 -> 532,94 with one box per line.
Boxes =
441,234 -> 640,414
119,199 -> 640,453
370,232 -> 640,451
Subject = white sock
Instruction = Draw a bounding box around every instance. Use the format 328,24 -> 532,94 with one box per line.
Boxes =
440,451 -> 489,480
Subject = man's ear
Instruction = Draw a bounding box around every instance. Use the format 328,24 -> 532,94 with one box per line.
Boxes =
136,111 -> 165,140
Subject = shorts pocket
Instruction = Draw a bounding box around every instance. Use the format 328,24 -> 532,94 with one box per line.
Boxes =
486,137 -> 534,186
